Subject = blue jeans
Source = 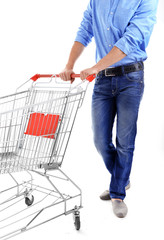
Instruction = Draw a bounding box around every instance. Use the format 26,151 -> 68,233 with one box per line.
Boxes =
92,69 -> 144,200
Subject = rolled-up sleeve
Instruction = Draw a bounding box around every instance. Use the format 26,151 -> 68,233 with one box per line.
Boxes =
75,0 -> 93,47
114,0 -> 158,55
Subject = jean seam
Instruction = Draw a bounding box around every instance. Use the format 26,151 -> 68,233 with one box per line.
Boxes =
112,77 -> 118,95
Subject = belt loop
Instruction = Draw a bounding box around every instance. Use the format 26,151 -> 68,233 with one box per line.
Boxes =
138,61 -> 144,70
121,65 -> 125,75
105,68 -> 107,77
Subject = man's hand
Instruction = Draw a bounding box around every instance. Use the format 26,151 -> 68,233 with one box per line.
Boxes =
59,42 -> 85,83
59,68 -> 75,83
80,67 -> 99,80
80,47 -> 126,81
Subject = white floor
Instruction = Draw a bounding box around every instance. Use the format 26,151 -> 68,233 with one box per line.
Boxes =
0,0 -> 164,239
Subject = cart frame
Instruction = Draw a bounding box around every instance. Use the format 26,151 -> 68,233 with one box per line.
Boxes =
0,74 -> 95,239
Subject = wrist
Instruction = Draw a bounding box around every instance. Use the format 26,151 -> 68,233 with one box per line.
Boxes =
92,64 -> 101,74
66,62 -> 74,70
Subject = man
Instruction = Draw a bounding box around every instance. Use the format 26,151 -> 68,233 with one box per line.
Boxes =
59,0 -> 158,218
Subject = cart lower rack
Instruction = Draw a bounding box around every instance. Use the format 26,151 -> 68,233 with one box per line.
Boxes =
0,74 -> 95,239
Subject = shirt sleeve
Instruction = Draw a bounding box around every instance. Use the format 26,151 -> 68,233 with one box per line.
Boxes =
114,0 -> 159,55
75,0 -> 93,47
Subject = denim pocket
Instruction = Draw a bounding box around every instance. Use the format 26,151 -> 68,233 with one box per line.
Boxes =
121,70 -> 144,97
125,70 -> 144,83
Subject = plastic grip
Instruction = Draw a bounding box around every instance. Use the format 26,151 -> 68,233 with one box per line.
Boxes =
30,74 -> 96,82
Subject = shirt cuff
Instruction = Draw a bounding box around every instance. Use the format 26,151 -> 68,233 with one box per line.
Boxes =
114,37 -> 135,56
75,35 -> 90,47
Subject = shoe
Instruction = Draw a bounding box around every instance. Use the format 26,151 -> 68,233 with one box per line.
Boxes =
112,200 -> 128,218
99,190 -> 111,200
99,182 -> 131,201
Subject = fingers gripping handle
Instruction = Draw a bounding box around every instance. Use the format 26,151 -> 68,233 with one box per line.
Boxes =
85,74 -> 96,82
30,74 -> 96,82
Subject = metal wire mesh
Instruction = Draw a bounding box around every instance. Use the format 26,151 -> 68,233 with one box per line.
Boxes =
0,88 -> 85,174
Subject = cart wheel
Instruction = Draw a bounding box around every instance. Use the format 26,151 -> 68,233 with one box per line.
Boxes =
25,195 -> 34,206
74,215 -> 80,230
73,206 -> 81,230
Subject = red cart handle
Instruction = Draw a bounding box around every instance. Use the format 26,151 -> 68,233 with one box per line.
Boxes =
30,74 -> 96,82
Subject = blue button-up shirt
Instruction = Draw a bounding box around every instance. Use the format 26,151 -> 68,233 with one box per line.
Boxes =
75,0 -> 158,67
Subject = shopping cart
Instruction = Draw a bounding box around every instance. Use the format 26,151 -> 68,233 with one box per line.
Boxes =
0,73 -> 95,239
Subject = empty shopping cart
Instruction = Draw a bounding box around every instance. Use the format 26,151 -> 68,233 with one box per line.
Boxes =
0,73 -> 95,239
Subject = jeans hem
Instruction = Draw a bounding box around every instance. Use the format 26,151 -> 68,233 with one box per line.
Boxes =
110,193 -> 125,201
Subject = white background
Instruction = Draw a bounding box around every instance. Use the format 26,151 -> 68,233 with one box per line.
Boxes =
0,0 -> 164,239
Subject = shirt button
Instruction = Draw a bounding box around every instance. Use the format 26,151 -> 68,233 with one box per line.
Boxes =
110,12 -> 113,15
107,28 -> 110,30
109,44 -> 112,47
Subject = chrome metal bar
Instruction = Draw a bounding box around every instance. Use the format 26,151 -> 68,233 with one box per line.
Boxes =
42,173 -> 67,213
59,168 -> 82,207
9,173 -> 20,196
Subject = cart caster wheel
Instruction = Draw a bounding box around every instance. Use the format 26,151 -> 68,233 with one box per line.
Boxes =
25,195 -> 34,206
74,216 -> 80,230
73,206 -> 81,230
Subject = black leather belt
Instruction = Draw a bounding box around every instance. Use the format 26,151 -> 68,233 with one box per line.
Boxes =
98,61 -> 144,77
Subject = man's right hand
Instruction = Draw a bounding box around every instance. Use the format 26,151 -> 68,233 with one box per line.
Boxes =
59,42 -> 85,83
59,68 -> 75,83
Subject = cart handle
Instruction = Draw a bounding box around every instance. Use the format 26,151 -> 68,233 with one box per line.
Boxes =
30,74 -> 96,82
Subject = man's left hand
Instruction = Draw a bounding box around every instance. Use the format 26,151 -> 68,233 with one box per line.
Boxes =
80,67 -> 99,80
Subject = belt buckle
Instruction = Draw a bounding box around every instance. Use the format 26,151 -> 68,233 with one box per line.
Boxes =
105,68 -> 115,77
